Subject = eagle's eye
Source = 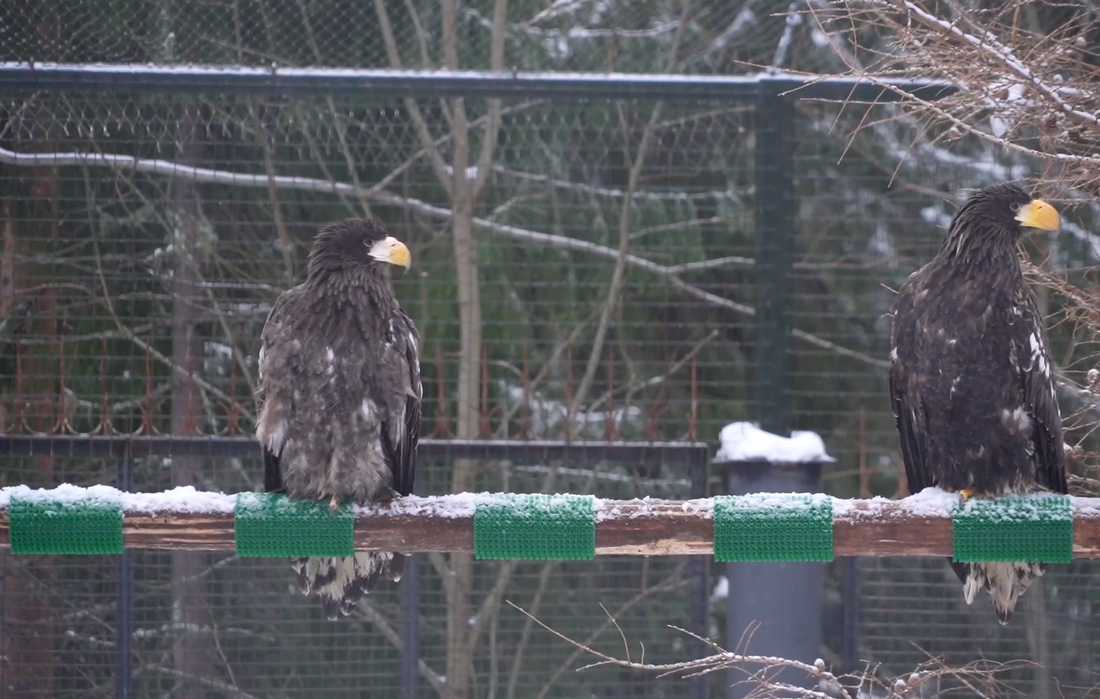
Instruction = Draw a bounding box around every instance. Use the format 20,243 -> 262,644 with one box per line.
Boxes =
1010,202 -> 1022,213
364,239 -> 374,248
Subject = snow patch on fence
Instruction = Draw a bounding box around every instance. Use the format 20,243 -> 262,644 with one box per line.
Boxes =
714,422 -> 834,464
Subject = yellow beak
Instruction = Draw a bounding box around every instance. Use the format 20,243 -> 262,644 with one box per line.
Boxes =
1016,199 -> 1060,231
370,236 -> 411,268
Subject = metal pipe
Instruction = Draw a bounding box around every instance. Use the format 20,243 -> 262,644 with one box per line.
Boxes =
115,456 -> 134,699
0,63 -> 955,102
0,435 -> 709,466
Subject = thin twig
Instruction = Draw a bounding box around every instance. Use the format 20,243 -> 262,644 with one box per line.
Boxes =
572,0 -> 695,420
372,0 -> 454,198
0,146 -> 888,371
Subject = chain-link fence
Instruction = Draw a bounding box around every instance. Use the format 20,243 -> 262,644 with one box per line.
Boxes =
4,1 -> 1100,698
4,79 -> 735,699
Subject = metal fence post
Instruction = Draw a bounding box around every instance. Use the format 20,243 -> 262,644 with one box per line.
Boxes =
754,83 -> 796,438
842,557 -> 860,673
401,472 -> 422,699
722,458 -> 825,699
115,455 -> 134,699
400,553 -> 420,699
689,448 -> 710,699
721,84 -> 824,699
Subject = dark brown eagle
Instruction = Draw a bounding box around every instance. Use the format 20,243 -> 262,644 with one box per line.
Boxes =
255,218 -> 422,620
889,182 -> 1066,624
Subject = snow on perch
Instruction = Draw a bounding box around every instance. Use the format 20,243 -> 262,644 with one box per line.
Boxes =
2,483 -> 1100,559
714,422 -> 834,464
0,484 -> 237,515
831,486 -> 957,521
899,486 -> 957,517
1071,496 -> 1100,518
0,483 -> 123,510
593,496 -> 713,522
371,493 -> 483,519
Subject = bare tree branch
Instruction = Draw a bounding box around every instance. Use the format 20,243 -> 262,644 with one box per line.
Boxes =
0,145 -> 888,370
372,0 -> 454,197
525,572 -> 691,699
351,599 -> 448,695
513,602 -> 1031,699
470,0 -> 508,198
819,0 -> 1100,196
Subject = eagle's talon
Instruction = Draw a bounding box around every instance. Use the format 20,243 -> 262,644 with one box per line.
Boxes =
329,494 -> 342,511
959,488 -> 977,502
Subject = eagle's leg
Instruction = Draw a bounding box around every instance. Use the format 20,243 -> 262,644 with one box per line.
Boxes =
944,486 -> 979,502
318,490 -> 343,511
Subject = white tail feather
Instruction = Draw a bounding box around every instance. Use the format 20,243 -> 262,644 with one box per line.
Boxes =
292,552 -> 402,620
961,561 -> 1045,624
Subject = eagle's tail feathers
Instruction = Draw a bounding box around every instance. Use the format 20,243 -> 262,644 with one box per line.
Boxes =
952,560 -> 1045,625
387,552 -> 407,583
291,553 -> 399,620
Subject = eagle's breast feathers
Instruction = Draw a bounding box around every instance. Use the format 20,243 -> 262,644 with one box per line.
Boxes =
888,183 -> 1066,624
255,219 -> 420,620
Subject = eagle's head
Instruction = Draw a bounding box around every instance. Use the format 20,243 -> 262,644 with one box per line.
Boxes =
307,218 -> 411,277
955,183 -> 1061,239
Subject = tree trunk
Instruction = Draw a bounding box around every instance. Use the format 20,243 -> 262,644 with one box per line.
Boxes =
445,111 -> 481,699
0,161 -> 60,698
438,0 -> 482,693
169,101 -> 214,699
0,54 -> 65,689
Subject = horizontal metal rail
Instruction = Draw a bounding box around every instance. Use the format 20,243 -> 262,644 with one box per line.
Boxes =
0,435 -> 710,467
0,63 -> 955,102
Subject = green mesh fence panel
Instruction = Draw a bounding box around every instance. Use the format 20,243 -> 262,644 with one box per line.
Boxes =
473,493 -> 596,560
234,492 -> 355,557
9,493 -> 124,555
952,494 -> 1073,563
713,493 -> 834,562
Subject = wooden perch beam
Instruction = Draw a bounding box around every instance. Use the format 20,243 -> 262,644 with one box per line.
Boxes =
2,493 -> 1100,557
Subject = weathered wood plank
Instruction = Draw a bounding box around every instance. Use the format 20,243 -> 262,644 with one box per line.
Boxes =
1,493 -> 1099,557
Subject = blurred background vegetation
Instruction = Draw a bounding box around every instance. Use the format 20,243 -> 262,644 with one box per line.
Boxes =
2,0 -> 1100,697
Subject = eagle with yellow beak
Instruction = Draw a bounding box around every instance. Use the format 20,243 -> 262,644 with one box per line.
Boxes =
888,183 -> 1066,624
256,218 -> 422,619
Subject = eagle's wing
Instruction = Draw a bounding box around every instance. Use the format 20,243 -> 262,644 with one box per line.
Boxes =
1016,291 -> 1068,494
889,276 -> 932,494
256,287 -> 301,495
374,308 -> 422,498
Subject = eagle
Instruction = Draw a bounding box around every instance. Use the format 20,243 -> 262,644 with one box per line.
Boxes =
255,218 -> 422,620
889,182 -> 1067,624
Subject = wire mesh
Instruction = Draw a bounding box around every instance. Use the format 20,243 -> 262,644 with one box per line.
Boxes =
0,91 -> 757,441
5,84 -> 1099,698
3,1 -> 1100,697
0,0 -> 796,75
795,101 -> 1100,696
0,86 -> 737,699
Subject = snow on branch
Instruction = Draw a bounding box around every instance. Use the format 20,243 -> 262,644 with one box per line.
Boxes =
0,144 -> 888,370
3,484 -> 1100,557
820,0 -> 1100,197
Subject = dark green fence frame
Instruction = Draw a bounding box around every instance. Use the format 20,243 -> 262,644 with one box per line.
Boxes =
0,64 -> 953,699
